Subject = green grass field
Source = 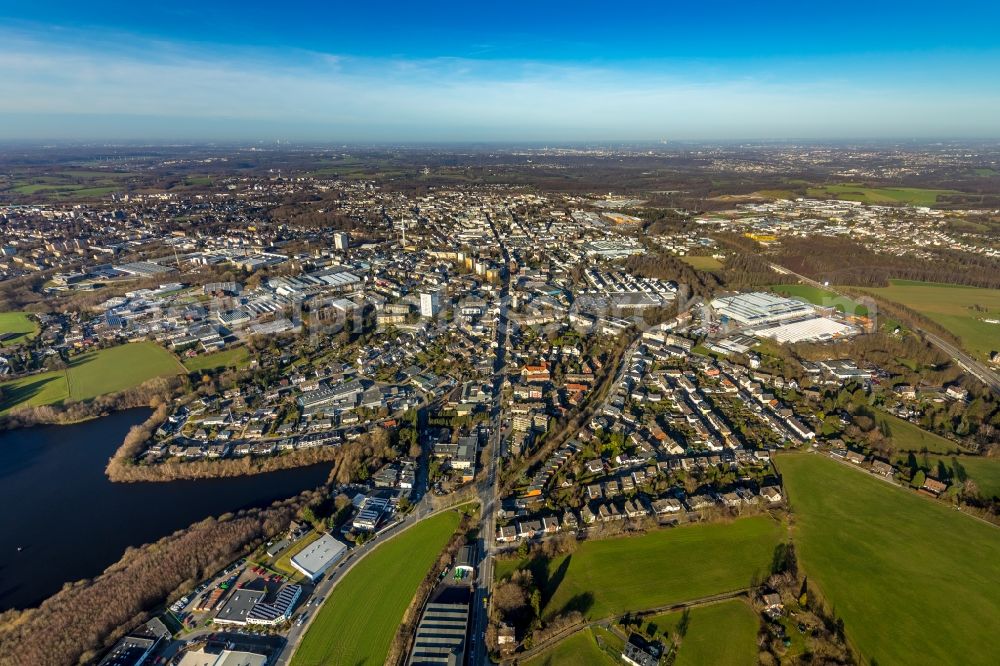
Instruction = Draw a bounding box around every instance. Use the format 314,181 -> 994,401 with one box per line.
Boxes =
0,371 -> 70,415
64,342 -> 184,400
877,411 -> 961,454
182,346 -> 251,373
752,189 -> 799,200
0,342 -> 184,416
892,453 -> 1000,500
770,284 -> 869,316
270,531 -> 322,581
860,279 -> 1000,361
523,627 -> 617,666
526,599 -> 759,666
806,184 -> 962,206
777,453 -> 1000,666
0,311 -> 38,345
292,510 -> 463,666
646,599 -> 759,666
679,255 -> 723,271
2,168 -> 131,201
497,517 -> 781,621
11,183 -> 118,198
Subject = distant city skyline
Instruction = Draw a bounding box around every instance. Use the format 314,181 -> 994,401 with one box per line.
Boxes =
2,1 -> 1000,141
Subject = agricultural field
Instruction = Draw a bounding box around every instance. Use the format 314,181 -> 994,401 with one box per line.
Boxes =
291,510 -> 463,666
751,189 -> 800,200
645,599 -> 759,666
0,342 -> 184,415
0,311 -> 39,345
496,516 -> 781,621
526,599 -> 759,666
777,453 -> 1000,666
770,284 -> 869,316
182,346 -> 251,373
877,411 -> 963,454
0,371 -> 70,415
0,168 -> 133,201
679,255 -> 723,271
805,183 -> 962,206
64,342 -> 184,400
523,627 -> 617,666
859,279 -> 1000,361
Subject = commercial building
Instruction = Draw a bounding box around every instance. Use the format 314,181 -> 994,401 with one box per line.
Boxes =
352,496 -> 391,531
407,602 -> 470,665
214,589 -> 266,625
246,584 -> 303,625
290,533 -> 348,581
177,648 -> 267,666
710,292 -> 814,327
97,618 -> 170,666
333,232 -> 350,250
754,316 -> 855,343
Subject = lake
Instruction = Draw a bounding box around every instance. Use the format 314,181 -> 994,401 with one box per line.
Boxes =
0,410 -> 333,611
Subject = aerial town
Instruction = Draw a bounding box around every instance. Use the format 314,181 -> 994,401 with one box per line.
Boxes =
1,141 -> 998,666
5,0 -> 1000,663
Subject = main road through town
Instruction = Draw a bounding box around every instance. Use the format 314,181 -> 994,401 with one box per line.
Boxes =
468,212 -> 512,665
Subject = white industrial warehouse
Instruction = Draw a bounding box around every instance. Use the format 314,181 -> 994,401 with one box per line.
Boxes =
710,292 -> 815,326
711,291 -> 859,343
290,533 -> 348,581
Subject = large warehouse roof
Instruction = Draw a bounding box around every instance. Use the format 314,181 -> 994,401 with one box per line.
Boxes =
710,292 -> 814,326
290,533 -> 347,580
755,316 -> 855,343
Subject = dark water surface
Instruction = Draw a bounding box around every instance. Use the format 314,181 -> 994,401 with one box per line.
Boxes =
0,410 -> 332,610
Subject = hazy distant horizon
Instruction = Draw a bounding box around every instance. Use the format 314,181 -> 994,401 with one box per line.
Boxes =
4,137 -> 1000,149
2,1 -> 999,141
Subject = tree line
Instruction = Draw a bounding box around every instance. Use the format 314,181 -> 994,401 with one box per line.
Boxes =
0,498 -> 306,666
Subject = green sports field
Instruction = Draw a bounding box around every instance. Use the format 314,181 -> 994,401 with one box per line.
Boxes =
497,516 -> 781,621
777,453 -> 1000,666
292,510 -> 463,666
0,342 -> 184,416
182,346 -> 251,373
770,284 -> 869,316
860,279 -> 1000,361
806,183 -> 962,206
0,311 -> 38,345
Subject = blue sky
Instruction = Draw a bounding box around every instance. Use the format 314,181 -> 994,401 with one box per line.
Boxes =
1,1 -> 999,141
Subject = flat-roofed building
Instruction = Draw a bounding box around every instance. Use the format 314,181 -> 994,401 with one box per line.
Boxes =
710,292 -> 814,327
214,589 -> 266,625
290,533 -> 348,581
407,601 -> 470,665
177,648 -> 267,666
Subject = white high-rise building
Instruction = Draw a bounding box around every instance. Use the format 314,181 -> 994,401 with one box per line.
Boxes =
333,232 -> 350,250
420,291 -> 441,318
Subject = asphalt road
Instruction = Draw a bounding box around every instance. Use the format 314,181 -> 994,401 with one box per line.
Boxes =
272,492 -> 440,666
465,213 -> 512,665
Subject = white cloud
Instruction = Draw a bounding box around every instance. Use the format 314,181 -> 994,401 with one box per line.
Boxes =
0,29 -> 997,140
